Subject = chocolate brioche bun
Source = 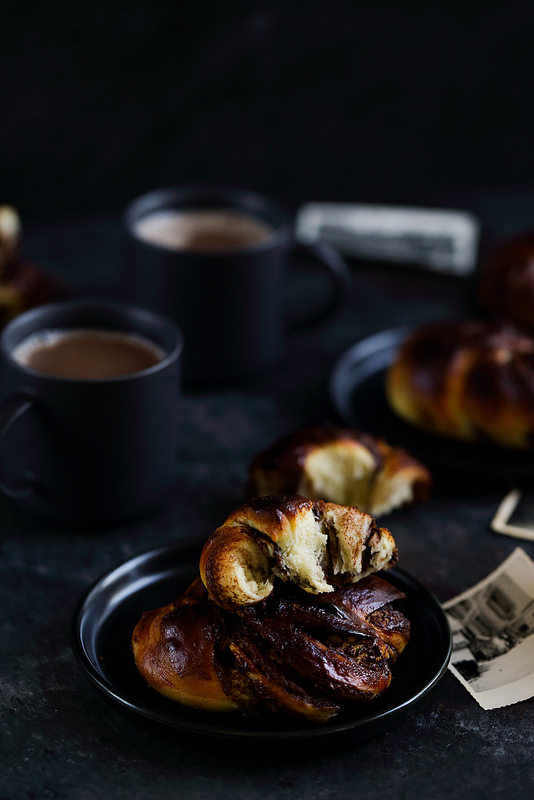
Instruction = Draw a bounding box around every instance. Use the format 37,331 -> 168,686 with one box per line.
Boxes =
248,424 -> 431,517
218,576 -> 410,721
132,573 -> 410,723
199,494 -> 398,612
133,495 -> 410,722
386,319 -> 534,449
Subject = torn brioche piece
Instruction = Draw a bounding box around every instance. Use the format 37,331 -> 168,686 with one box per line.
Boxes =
248,424 -> 431,517
199,494 -> 397,612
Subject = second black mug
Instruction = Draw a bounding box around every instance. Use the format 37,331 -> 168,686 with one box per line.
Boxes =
122,185 -> 352,387
0,300 -> 183,526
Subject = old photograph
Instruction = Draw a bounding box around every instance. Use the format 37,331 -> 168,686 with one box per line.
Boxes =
444,548 -> 534,709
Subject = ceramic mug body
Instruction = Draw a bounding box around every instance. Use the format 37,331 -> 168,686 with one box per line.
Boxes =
0,300 -> 183,526
122,185 -> 351,387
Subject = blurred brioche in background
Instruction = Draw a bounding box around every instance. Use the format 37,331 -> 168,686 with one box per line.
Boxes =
386,320 -> 534,449
0,205 -> 63,327
248,424 -> 431,517
479,232 -> 534,335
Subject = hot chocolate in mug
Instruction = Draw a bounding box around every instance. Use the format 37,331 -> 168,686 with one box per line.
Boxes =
0,300 -> 183,526
122,185 -> 352,387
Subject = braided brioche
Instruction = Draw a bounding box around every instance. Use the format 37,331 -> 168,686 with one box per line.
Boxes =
386,320 -> 534,449
132,573 -> 410,722
199,494 -> 397,612
248,424 -> 431,517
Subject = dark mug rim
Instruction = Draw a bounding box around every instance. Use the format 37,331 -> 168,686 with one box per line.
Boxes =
122,183 -> 294,256
0,299 -> 184,384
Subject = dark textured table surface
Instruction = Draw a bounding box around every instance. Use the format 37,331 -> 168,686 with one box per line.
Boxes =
2,210 -> 534,799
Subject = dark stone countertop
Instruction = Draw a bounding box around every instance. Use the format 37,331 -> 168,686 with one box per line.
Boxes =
1,212 -> 533,799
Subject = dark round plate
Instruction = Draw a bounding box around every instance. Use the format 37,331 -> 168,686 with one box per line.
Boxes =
71,539 -> 451,744
329,326 -> 534,482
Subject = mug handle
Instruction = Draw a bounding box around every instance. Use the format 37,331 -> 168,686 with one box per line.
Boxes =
0,391 -> 38,499
287,240 -> 352,332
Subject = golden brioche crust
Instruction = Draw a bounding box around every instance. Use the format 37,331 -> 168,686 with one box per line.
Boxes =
131,577 -> 238,712
248,423 -> 431,516
386,320 -> 534,449
132,573 -> 410,722
199,494 -> 398,612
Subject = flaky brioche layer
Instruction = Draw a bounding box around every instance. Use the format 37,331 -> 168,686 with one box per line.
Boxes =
199,494 -> 397,612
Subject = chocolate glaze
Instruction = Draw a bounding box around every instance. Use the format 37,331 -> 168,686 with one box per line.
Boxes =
220,627 -> 340,721
217,576 -> 409,717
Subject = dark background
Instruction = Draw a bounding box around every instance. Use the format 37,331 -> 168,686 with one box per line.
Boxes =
3,0 -> 534,225
2,6 -> 534,798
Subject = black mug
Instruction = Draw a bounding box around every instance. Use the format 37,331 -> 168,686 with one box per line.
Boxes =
0,300 -> 183,526
122,185 -> 352,387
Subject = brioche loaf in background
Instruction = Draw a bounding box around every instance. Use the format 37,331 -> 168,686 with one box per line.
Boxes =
199,494 -> 398,612
386,320 -> 534,449
0,206 -> 20,276
248,424 -> 431,518
0,205 -> 63,326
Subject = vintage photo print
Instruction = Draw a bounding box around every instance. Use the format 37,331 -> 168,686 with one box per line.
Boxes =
491,489 -> 534,541
443,548 -> 534,710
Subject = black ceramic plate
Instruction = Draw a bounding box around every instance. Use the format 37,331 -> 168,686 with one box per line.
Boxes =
71,539 -> 451,744
329,326 -> 534,482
